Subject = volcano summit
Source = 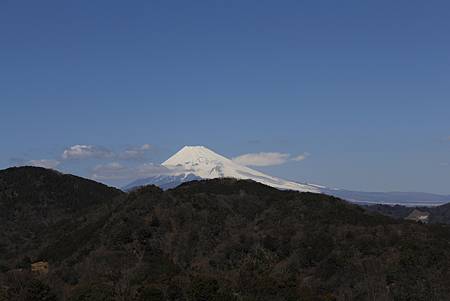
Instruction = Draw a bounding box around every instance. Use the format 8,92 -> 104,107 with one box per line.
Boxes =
125,146 -> 320,193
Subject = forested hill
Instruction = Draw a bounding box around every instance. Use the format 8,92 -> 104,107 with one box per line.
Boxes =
0,167 -> 124,272
1,169 -> 450,300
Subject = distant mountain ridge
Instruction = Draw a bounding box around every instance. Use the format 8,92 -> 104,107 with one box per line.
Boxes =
322,189 -> 450,207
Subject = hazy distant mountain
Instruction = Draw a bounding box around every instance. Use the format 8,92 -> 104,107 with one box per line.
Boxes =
323,189 -> 450,207
125,146 -> 450,206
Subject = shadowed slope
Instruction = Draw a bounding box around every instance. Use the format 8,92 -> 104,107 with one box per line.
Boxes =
0,166 -> 124,270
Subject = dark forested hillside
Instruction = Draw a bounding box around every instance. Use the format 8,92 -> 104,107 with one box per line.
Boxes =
0,167 -> 124,273
2,170 -> 450,301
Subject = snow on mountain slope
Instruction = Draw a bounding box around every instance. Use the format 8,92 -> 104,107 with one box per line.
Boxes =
161,146 -> 320,193
121,146 -> 450,206
122,146 -> 450,206
123,173 -> 201,191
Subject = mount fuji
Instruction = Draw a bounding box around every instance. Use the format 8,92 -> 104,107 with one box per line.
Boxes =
123,146 -> 320,193
123,146 -> 450,206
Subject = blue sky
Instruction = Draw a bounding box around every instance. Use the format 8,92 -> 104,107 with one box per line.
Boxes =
1,0 -> 449,193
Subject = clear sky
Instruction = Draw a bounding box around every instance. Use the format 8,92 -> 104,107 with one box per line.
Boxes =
1,0 -> 449,193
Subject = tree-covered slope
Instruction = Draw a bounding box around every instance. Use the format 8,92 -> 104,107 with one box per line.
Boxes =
0,167 -> 124,271
2,174 -> 450,300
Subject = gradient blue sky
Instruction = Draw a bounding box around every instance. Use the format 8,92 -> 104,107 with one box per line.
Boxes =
1,0 -> 449,193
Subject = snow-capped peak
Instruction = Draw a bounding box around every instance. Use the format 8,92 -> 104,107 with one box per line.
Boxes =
162,145 -> 320,193
124,146 -> 450,206
163,146 -> 229,170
